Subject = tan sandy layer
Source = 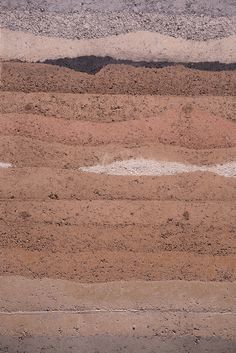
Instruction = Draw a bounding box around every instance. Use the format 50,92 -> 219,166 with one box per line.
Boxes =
1,276 -> 235,312
1,200 -> 235,227
1,62 -> 236,95
1,168 -> 236,201
1,29 -> 235,63
1,247 -> 236,281
1,311 -> 235,339
2,109 -> 236,149
1,218 -> 235,255
1,92 -> 235,122
0,200 -> 235,257
1,136 -> 236,168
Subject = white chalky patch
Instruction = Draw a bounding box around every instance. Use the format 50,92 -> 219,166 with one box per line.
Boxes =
0,162 -> 12,168
80,159 -> 236,177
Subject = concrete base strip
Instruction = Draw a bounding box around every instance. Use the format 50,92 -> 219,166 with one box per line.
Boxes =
0,311 -> 235,338
0,276 -> 235,312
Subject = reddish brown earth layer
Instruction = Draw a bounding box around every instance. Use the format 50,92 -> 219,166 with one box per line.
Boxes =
1,248 -> 236,282
1,168 -> 236,201
1,62 -> 236,95
1,221 -> 235,256
1,136 -> 236,168
0,91 -> 235,284
0,200 -> 235,281
1,92 -> 235,122
0,76 -> 236,353
2,200 -> 234,227
2,108 -> 236,149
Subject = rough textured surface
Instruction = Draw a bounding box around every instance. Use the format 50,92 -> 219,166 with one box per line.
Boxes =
1,168 -> 236,201
2,136 -> 235,168
0,199 -> 235,281
2,108 -> 236,149
1,10 -> 235,40
2,62 -> 236,95
1,0 -> 236,351
1,248 -> 235,282
1,311 -> 236,338
0,335 -> 235,353
1,92 -> 235,122
1,0 -> 235,16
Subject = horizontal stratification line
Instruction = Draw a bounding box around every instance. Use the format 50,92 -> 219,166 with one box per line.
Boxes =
0,309 -> 235,315
0,198 -> 233,202
0,199 -> 234,203
42,57 -> 236,74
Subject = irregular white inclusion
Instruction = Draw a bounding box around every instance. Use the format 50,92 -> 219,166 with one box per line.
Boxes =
0,162 -> 12,168
80,159 -> 236,177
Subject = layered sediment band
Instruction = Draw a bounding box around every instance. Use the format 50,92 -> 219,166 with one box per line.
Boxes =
1,167 -> 236,201
2,107 -> 236,149
1,29 -> 235,63
1,92 -> 235,122
43,56 -> 236,74
1,0 -> 236,351
2,62 -> 236,95
1,276 -> 236,312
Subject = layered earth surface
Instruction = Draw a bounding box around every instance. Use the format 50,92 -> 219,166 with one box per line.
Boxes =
0,0 -> 236,352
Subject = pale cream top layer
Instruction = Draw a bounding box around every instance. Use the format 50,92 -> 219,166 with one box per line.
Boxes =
1,28 -> 235,63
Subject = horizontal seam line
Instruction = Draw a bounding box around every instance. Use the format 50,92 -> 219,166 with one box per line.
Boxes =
0,309 -> 236,315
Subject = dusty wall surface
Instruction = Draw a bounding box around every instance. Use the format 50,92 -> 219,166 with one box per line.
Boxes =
1,0 -> 236,16
0,0 -> 235,352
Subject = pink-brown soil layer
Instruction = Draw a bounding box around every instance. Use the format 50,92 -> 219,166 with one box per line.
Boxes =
0,90 -> 235,283
1,92 -> 235,122
1,107 -> 236,149
0,200 -> 235,281
1,168 -> 236,201
1,248 -> 235,282
1,62 -> 236,95
1,136 -> 236,168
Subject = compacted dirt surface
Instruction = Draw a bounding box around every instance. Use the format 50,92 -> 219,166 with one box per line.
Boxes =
2,62 -> 236,96
0,1 -> 236,351
0,88 -> 236,352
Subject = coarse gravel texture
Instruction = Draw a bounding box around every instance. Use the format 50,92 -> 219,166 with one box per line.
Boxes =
0,0 -> 235,16
1,10 -> 235,40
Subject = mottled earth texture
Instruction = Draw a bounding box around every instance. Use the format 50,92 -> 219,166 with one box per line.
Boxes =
0,0 -> 236,352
